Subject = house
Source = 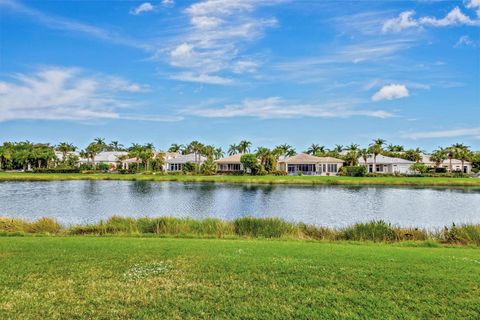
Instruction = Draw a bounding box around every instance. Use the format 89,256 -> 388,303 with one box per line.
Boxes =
277,153 -> 344,176
358,154 -> 415,174
215,154 -> 244,173
165,153 -> 206,171
121,152 -> 180,171
421,154 -> 472,173
78,151 -> 128,168
54,151 -> 80,162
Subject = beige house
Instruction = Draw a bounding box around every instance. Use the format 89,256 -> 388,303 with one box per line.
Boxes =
78,151 -> 128,168
421,154 -> 472,173
165,153 -> 206,171
215,154 -> 244,172
278,153 -> 344,176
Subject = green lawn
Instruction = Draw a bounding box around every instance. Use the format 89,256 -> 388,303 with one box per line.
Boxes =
1,171 -> 480,186
0,237 -> 479,319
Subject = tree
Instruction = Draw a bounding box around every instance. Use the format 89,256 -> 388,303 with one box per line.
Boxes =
430,148 -> 448,168
200,157 -> 217,175
213,147 -> 224,160
240,154 -> 260,175
237,140 -> 252,154
448,143 -> 471,173
333,144 -> 344,153
368,139 -> 386,172
410,163 -> 428,174
358,148 -> 371,167
228,144 -> 239,156
404,148 -> 422,163
168,144 -> 184,153
56,142 -> 76,162
85,142 -> 103,170
386,144 -> 404,152
186,141 -> 205,165
306,144 -> 325,155
107,141 -> 125,151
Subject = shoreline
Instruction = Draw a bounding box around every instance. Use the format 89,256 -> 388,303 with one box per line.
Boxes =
1,172 -> 480,186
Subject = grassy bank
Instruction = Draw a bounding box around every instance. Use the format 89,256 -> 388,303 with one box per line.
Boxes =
1,171 -> 480,186
0,237 -> 479,319
2,216 -> 480,246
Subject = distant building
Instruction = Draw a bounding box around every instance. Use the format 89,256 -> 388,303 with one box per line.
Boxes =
215,154 -> 244,173
421,154 -> 472,173
165,153 -> 206,171
278,153 -> 344,176
78,151 -> 128,168
358,155 -> 415,174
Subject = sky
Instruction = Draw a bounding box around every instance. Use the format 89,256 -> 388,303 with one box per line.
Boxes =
0,0 -> 479,151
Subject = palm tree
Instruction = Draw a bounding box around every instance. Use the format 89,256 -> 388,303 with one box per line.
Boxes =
213,147 -> 224,160
237,140 -> 252,154
333,144 -> 344,153
306,144 -> 323,155
430,148 -> 448,168
186,141 -> 205,165
386,144 -> 404,152
369,139 -> 386,172
168,143 -> 184,153
255,147 -> 271,166
274,144 -> 296,158
108,141 -> 124,151
358,148 -> 371,168
56,142 -> 76,162
228,144 -> 239,156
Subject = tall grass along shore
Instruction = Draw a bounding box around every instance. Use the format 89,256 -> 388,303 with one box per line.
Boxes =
1,172 -> 480,186
1,216 -> 479,246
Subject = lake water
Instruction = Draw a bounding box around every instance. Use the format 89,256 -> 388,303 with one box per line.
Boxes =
1,180 -> 479,229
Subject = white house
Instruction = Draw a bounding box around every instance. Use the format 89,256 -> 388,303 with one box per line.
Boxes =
165,153 -> 206,171
421,154 -> 472,173
78,151 -> 128,168
215,154 -> 244,172
358,154 -> 415,174
277,153 -> 344,176
121,152 -> 180,171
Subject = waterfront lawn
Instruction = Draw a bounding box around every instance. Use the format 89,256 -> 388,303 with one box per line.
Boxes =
0,237 -> 479,319
1,171 -> 480,186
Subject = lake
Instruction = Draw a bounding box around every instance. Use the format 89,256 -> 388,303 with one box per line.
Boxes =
1,180 -> 479,229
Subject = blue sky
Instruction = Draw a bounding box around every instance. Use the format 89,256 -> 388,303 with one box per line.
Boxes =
0,0 -> 479,151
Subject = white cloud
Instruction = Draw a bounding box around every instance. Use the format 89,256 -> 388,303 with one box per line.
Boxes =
0,0 -> 151,50
163,0 -> 281,84
183,97 -> 394,119
372,84 -> 409,102
170,72 -> 233,85
162,0 -> 175,7
0,67 -> 157,122
402,127 -> 480,139
455,35 -> 477,47
383,7 -> 480,33
130,2 -> 154,15
466,0 -> 480,17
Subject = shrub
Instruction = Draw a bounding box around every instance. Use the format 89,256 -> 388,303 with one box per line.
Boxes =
297,223 -> 337,240
233,217 -> 292,238
340,166 -> 366,177
26,217 -> 61,234
410,163 -> 429,174
271,170 -> 287,176
442,224 -> 480,245
200,158 -> 217,175
340,220 -> 396,242
0,217 -> 28,232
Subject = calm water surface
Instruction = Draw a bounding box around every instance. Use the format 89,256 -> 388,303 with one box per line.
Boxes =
1,180 -> 479,229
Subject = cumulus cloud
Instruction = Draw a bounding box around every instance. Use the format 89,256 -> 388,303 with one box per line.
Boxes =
382,7 -> 480,33
164,0 -> 280,84
130,2 -> 154,15
0,67 -> 149,122
466,0 -> 480,17
372,84 -> 409,102
183,97 -> 394,119
402,127 -> 480,139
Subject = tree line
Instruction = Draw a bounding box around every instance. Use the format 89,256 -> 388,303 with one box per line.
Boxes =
0,138 -> 479,173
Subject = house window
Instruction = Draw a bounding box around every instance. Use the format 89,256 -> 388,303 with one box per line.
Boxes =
327,164 -> 338,172
376,165 -> 383,172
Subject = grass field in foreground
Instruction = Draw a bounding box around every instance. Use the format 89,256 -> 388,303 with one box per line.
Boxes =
0,237 -> 479,319
1,171 -> 480,186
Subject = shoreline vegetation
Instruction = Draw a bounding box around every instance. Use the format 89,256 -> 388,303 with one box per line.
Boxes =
1,216 -> 479,246
1,172 -> 480,186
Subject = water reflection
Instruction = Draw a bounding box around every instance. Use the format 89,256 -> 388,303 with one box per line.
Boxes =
0,180 -> 479,229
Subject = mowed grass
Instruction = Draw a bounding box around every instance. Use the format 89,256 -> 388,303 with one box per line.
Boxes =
1,171 -> 480,186
0,237 -> 479,319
